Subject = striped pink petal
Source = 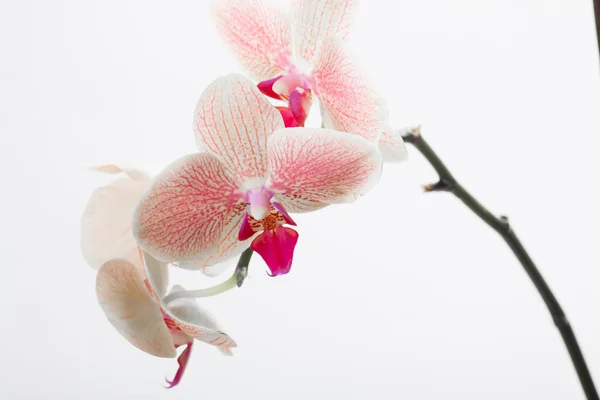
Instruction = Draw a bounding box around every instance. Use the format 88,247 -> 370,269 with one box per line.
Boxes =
193,74 -> 284,185
291,0 -> 358,65
81,166 -> 151,270
133,153 -> 245,263
96,259 -> 176,358
266,128 -> 382,205
176,204 -> 254,274
379,124 -> 411,163
312,37 -> 384,143
272,194 -> 329,213
211,0 -> 292,81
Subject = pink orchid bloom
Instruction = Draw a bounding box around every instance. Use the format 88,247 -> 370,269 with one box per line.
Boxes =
132,74 -> 382,276
96,253 -> 236,388
81,166 -> 236,387
212,0 -> 387,142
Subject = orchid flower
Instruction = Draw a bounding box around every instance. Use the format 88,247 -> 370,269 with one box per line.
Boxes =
211,0 -> 410,163
81,166 -> 237,387
132,74 -> 382,276
212,1 -> 384,138
96,253 -> 236,388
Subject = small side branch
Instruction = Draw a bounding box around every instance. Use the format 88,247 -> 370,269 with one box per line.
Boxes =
402,130 -> 598,399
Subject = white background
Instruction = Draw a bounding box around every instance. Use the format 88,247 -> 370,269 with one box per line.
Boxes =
2,0 -> 600,398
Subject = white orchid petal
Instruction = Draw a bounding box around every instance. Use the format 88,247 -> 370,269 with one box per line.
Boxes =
133,153 -> 246,263
266,128 -> 382,205
96,259 -> 176,358
193,74 -> 284,185
81,170 -> 150,270
292,0 -> 358,65
379,124 -> 412,163
212,0 -> 292,80
87,164 -> 152,182
312,37 -> 383,143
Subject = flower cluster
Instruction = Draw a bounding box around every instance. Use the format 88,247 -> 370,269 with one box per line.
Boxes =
81,0 -> 412,388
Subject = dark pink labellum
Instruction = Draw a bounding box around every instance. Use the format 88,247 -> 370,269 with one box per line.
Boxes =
165,341 -> 193,389
257,75 -> 284,100
276,106 -> 301,127
289,89 -> 311,126
251,226 -> 299,276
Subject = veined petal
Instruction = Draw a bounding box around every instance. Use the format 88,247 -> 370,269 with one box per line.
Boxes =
292,0 -> 358,65
96,259 -> 176,358
379,124 -> 412,163
211,0 -> 292,81
251,226 -> 299,276
81,167 -> 150,270
193,74 -> 284,184
312,37 -> 384,142
175,204 -> 253,274
133,153 -> 244,263
273,194 -> 329,213
266,128 -> 382,204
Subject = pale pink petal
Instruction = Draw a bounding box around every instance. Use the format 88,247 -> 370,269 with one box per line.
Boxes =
251,226 -> 299,276
133,153 -> 244,263
162,285 -> 237,351
193,74 -> 284,184
379,124 -> 412,163
81,171 -> 150,270
312,37 -> 384,142
174,204 -> 253,274
272,194 -> 329,213
96,259 -> 176,358
292,0 -> 358,65
211,0 -> 292,81
266,128 -> 382,204
87,164 -> 152,182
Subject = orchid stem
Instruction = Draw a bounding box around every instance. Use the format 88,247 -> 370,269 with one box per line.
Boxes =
402,128 -> 598,399
594,0 -> 600,61
163,274 -> 237,304
162,249 -> 254,304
